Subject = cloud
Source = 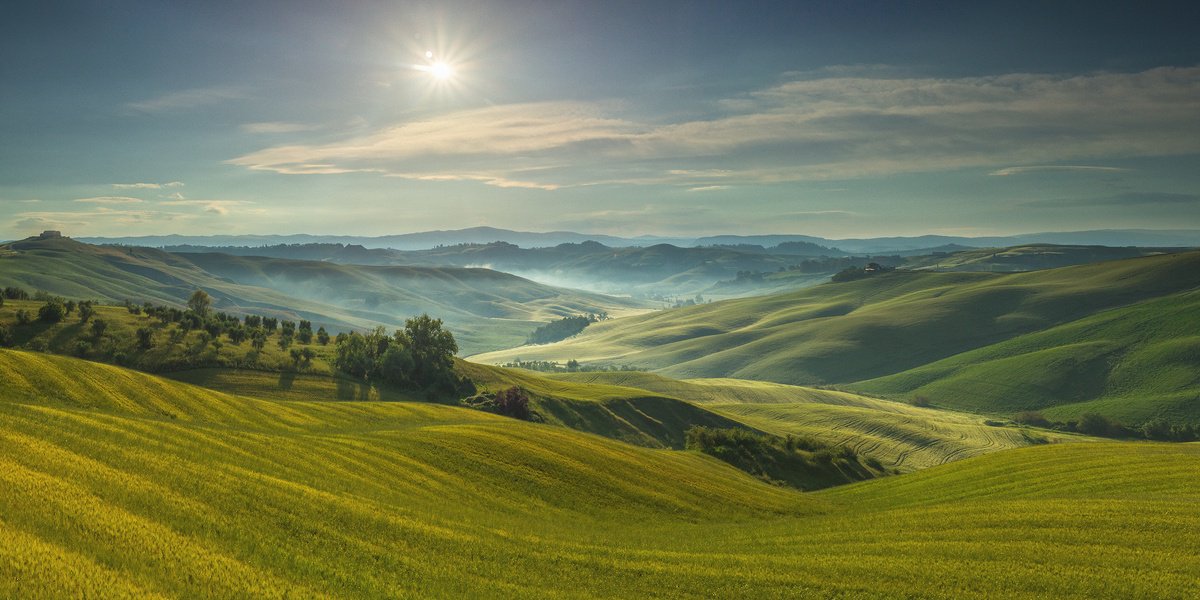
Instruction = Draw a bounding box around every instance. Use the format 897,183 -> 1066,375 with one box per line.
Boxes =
240,122 -> 320,134
158,199 -> 255,216
75,196 -> 144,204
687,185 -> 729,192
230,66 -> 1200,190
1022,192 -> 1200,208
126,87 -> 246,113
19,199 -> 41,203
989,165 -> 1132,176
112,181 -> 184,189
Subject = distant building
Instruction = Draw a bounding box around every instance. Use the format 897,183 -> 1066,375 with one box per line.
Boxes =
39,230 -> 63,239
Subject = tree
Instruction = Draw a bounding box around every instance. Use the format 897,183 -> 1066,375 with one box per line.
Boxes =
187,289 -> 212,317
403,314 -> 458,386
90,319 -> 108,339
78,301 -> 95,323
250,330 -> 267,351
38,298 -> 66,323
136,327 -> 154,350
316,326 -> 330,345
297,320 -> 313,344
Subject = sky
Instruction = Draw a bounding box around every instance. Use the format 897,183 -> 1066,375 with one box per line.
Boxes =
2,0 -> 1199,239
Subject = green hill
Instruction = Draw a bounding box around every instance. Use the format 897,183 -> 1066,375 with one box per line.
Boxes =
0,349 -> 1196,598
855,286 -> 1200,424
473,251 -> 1200,424
0,236 -> 645,354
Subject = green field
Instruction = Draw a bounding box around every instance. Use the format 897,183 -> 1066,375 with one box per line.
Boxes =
0,349 -> 1197,598
474,251 -> 1200,426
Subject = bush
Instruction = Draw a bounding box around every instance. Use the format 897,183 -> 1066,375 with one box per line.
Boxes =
1013,411 -> 1052,428
493,386 -> 531,420
15,309 -> 32,325
1078,413 -> 1122,437
0,322 -> 11,347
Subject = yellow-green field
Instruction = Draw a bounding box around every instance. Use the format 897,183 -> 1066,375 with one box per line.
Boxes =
2,349 -> 1197,598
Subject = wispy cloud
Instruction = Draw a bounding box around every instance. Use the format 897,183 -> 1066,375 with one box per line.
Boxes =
1022,192 -> 1200,208
687,185 -> 729,192
158,199 -> 255,216
240,122 -> 320,134
75,196 -> 144,204
230,66 -> 1200,190
126,86 -> 246,114
989,165 -> 1132,176
112,181 -> 184,189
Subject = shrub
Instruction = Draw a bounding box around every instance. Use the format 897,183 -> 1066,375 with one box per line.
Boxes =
1078,413 -> 1122,437
494,386 -> 531,420
1013,411 -> 1052,428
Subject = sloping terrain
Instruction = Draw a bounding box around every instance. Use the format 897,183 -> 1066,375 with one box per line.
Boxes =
473,252 -> 1200,423
0,236 -> 644,354
548,372 -> 1080,471
0,349 -> 1196,598
855,286 -> 1200,424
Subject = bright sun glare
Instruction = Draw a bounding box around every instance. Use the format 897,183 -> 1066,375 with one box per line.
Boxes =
430,60 -> 455,80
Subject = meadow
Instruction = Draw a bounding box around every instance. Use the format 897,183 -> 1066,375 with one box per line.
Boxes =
1,349 -> 1197,598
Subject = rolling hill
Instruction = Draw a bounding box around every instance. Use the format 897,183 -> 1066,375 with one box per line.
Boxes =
0,349 -> 1196,598
0,235 -> 645,354
472,251 -> 1200,425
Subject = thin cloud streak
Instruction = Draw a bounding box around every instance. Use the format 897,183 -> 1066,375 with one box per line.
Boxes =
989,166 -> 1133,176
113,181 -> 184,189
75,196 -> 144,204
126,86 -> 246,114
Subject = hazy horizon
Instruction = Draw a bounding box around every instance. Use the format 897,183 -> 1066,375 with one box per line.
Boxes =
3,1 -> 1198,239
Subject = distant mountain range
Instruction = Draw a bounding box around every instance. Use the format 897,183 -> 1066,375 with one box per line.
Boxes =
75,227 -> 1200,253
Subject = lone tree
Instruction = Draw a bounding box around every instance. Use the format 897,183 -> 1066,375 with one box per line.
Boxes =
187,289 -> 212,317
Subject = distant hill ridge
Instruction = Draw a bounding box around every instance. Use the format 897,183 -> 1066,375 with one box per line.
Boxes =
73,226 -> 1200,253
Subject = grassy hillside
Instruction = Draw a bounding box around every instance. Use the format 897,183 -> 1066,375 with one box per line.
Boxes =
0,349 -> 1196,598
549,371 -> 1081,471
473,251 -> 1200,404
855,286 -> 1200,425
0,236 -> 644,354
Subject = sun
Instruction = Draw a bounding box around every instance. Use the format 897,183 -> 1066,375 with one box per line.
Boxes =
429,60 -> 455,81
